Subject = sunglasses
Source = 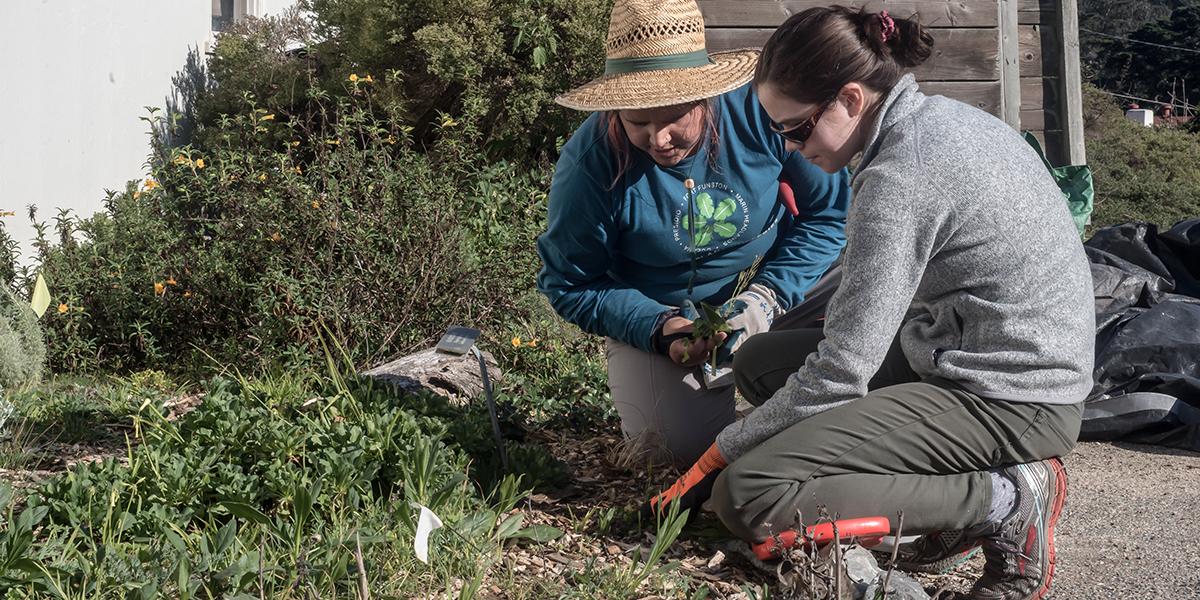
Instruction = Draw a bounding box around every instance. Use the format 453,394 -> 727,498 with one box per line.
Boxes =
770,102 -> 830,145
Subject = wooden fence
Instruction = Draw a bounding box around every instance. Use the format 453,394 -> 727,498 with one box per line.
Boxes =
698,0 -> 1085,166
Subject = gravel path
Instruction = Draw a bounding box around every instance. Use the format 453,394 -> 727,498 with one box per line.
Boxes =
1051,441 -> 1200,599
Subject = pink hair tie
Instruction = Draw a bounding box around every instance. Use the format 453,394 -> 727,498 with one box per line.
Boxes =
879,10 -> 897,44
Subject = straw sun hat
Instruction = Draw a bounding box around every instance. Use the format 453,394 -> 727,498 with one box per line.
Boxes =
555,0 -> 759,112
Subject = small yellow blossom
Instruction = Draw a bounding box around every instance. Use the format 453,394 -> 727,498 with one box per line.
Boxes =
441,116 -> 458,127
154,282 -> 165,296
133,191 -> 142,200
526,338 -> 539,347
173,154 -> 191,166
184,290 -> 193,298
363,74 -> 374,83
348,73 -> 359,82
143,178 -> 160,191
260,113 -> 275,121
195,158 -> 205,169
311,200 -> 320,209
258,173 -> 268,182
385,135 -> 397,145
270,232 -> 282,242
166,277 -> 178,286
294,166 -> 303,174
58,303 -> 69,314
291,140 -> 302,147
511,336 -> 522,348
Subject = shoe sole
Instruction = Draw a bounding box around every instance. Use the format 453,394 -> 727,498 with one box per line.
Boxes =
1033,457 -> 1067,600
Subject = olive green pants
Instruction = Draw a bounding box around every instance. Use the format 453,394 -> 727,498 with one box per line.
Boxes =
711,328 -> 1082,542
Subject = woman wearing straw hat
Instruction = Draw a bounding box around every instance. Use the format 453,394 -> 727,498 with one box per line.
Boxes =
536,0 -> 850,470
648,7 -> 1092,598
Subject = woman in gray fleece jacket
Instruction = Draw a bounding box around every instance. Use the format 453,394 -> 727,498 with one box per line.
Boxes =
645,7 -> 1094,600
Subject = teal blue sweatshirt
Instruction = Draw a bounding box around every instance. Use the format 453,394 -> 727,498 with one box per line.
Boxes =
537,84 -> 850,352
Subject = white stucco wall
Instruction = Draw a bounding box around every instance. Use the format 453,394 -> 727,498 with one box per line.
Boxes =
0,1 -> 293,268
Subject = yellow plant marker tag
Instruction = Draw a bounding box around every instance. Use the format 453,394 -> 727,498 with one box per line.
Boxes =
30,273 -> 51,318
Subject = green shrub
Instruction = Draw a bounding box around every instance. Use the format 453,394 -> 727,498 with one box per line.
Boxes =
29,85 -> 554,374
1083,84 -> 1200,228
0,279 -> 45,391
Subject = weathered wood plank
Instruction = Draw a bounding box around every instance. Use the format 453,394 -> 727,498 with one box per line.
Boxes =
1018,0 -> 1056,11
707,28 -> 1001,81
1057,0 -> 1086,165
1017,24 -> 1044,77
1000,0 -> 1022,128
922,80 -> 1003,115
1021,75 -> 1047,110
1018,8 -> 1047,25
698,0 -> 999,28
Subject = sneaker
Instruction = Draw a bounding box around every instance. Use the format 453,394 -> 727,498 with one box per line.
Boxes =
872,530 -> 982,574
970,457 -> 1067,600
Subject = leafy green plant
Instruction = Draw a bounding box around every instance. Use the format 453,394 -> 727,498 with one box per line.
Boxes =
0,279 -> 45,392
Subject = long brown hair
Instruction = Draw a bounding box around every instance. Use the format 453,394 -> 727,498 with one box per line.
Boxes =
599,98 -> 722,189
754,6 -> 934,104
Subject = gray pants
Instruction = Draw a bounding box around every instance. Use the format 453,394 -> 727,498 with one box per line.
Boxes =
606,267 -> 843,470
711,328 -> 1082,542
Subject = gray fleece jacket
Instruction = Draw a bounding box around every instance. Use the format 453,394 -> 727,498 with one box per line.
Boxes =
716,74 -> 1095,461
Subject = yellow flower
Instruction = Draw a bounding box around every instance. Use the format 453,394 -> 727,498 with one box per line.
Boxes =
270,232 -> 282,242
260,113 -> 275,121
294,166 -> 303,174
348,73 -> 359,82
291,140 -> 302,147
311,200 -> 320,209
195,158 -> 206,169
526,338 -> 539,347
183,290 -> 193,298
154,282 -> 165,296
258,173 -> 268,182
385,135 -> 397,145
143,178 -> 160,191
57,303 -> 69,314
166,277 -> 177,285
441,116 -> 458,128
511,336 -> 522,348
363,74 -> 374,83
133,191 -> 142,200
173,154 -> 191,166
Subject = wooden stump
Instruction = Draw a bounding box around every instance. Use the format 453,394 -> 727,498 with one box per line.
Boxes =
361,348 -> 501,405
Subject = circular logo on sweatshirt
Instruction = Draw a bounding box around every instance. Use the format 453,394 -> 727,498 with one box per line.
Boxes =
672,182 -> 749,255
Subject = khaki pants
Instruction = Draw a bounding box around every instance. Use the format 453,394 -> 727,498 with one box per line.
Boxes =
606,267 -> 843,470
711,327 -> 1082,542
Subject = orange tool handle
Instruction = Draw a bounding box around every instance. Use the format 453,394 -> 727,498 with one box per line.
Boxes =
751,516 -> 891,561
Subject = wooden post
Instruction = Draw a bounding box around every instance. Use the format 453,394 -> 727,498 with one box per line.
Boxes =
1057,0 -> 1086,165
999,0 -> 1022,129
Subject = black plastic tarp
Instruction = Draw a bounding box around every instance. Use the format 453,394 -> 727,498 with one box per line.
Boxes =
1081,218 -> 1200,451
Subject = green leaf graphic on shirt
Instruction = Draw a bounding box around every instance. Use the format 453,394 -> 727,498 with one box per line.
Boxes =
712,221 -> 737,239
682,193 -> 740,249
696,193 -> 715,219
713,198 -> 736,221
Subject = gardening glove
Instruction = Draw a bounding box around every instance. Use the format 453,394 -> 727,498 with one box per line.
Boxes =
641,443 -> 727,521
702,284 -> 784,388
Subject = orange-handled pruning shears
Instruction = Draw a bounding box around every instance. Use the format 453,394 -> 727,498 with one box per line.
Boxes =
751,516 -> 891,561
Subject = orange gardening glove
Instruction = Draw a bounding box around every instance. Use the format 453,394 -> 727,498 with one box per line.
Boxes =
643,443 -> 728,519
